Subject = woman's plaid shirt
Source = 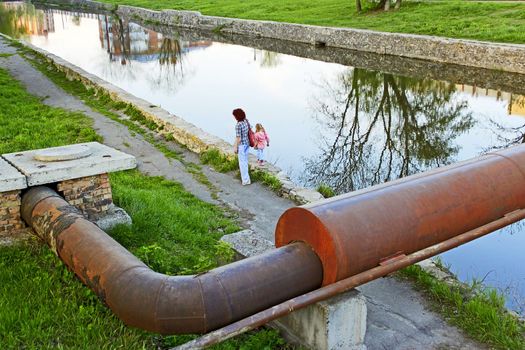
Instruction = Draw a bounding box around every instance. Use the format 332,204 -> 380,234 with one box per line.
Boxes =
236,119 -> 250,145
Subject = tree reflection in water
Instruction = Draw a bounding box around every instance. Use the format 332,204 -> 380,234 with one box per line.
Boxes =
304,68 -> 475,194
159,37 -> 182,67
253,49 -> 281,68
0,3 -> 44,39
101,15 -> 187,92
487,95 -> 525,150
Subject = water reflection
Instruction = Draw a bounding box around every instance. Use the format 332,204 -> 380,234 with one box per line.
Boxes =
304,68 -> 474,193
0,1 -> 49,38
485,94 -> 525,150
98,15 -> 184,69
254,50 -> 282,68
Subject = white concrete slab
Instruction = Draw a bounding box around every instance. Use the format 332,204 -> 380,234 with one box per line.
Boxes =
0,158 -> 27,192
3,142 -> 136,186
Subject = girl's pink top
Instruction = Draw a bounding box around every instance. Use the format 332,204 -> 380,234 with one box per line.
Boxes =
254,131 -> 270,149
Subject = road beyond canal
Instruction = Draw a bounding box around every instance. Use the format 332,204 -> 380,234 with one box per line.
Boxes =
0,36 -> 484,349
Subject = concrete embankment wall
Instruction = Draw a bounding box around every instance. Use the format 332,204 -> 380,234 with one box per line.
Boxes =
39,0 -> 525,74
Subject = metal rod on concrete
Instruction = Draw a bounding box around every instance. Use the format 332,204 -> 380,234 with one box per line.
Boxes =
175,208 -> 525,349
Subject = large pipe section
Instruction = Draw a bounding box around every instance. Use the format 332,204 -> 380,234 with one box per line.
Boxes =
276,145 -> 525,285
180,206 -> 525,349
21,187 -> 323,334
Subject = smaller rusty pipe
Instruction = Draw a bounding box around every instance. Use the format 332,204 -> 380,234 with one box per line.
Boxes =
21,187 -> 323,334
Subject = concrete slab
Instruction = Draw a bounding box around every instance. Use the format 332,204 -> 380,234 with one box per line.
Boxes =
0,158 -> 27,192
3,142 -> 136,186
274,289 -> 367,350
221,229 -> 275,257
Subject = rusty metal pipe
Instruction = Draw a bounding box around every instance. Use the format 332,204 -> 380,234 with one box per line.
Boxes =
21,144 -> 525,342
21,186 -> 323,334
177,207 -> 525,349
277,145 -> 525,285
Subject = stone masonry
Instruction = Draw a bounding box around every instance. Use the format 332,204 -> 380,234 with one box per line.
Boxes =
0,190 -> 25,234
1,143 -> 136,235
57,173 -> 112,220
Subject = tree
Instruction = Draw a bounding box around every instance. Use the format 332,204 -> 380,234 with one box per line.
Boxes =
356,0 -> 402,12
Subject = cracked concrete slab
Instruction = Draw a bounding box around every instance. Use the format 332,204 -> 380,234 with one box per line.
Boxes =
3,142 -> 136,186
0,158 -> 27,192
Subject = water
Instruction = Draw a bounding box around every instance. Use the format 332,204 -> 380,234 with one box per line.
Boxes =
1,2 -> 524,315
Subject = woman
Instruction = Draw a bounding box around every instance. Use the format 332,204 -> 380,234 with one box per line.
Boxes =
232,108 -> 251,185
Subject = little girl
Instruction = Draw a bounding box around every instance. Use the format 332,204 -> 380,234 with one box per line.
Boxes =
254,123 -> 270,165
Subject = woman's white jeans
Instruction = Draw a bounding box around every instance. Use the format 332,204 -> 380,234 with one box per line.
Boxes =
238,144 -> 251,184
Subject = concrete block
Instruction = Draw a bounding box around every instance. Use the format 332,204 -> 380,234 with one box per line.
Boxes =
220,229 -> 275,257
0,158 -> 27,192
93,204 -> 132,232
273,289 -> 367,350
3,142 -> 136,186
221,230 -> 368,350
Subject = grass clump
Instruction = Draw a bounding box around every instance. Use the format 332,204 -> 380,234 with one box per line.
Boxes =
251,169 -> 283,192
0,241 -> 152,349
399,265 -> 525,350
200,148 -> 239,172
317,184 -> 335,198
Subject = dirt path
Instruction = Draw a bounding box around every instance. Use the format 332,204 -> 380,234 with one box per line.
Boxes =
0,37 -> 484,350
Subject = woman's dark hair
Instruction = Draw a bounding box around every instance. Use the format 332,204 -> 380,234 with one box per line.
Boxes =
232,108 -> 246,122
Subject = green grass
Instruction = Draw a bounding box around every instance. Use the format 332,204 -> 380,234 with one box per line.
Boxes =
0,64 -> 291,348
96,0 -> 525,44
109,170 -> 238,275
0,241 -> 152,349
200,148 -> 284,192
399,265 -> 525,349
200,148 -> 239,172
0,68 -> 101,153
251,169 -> 283,192
317,184 -> 335,198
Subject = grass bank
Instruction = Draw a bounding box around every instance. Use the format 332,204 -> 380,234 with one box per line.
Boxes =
0,60 -> 288,348
398,264 -> 525,349
97,0 -> 525,44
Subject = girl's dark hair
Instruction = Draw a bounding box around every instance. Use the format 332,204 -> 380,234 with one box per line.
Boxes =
232,108 -> 246,122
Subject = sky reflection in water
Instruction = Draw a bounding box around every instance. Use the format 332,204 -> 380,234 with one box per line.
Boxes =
1,3 -> 523,314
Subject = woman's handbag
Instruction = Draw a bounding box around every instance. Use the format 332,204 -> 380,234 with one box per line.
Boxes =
248,122 -> 256,148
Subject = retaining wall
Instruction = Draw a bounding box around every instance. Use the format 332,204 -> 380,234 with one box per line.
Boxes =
36,0 -> 525,74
